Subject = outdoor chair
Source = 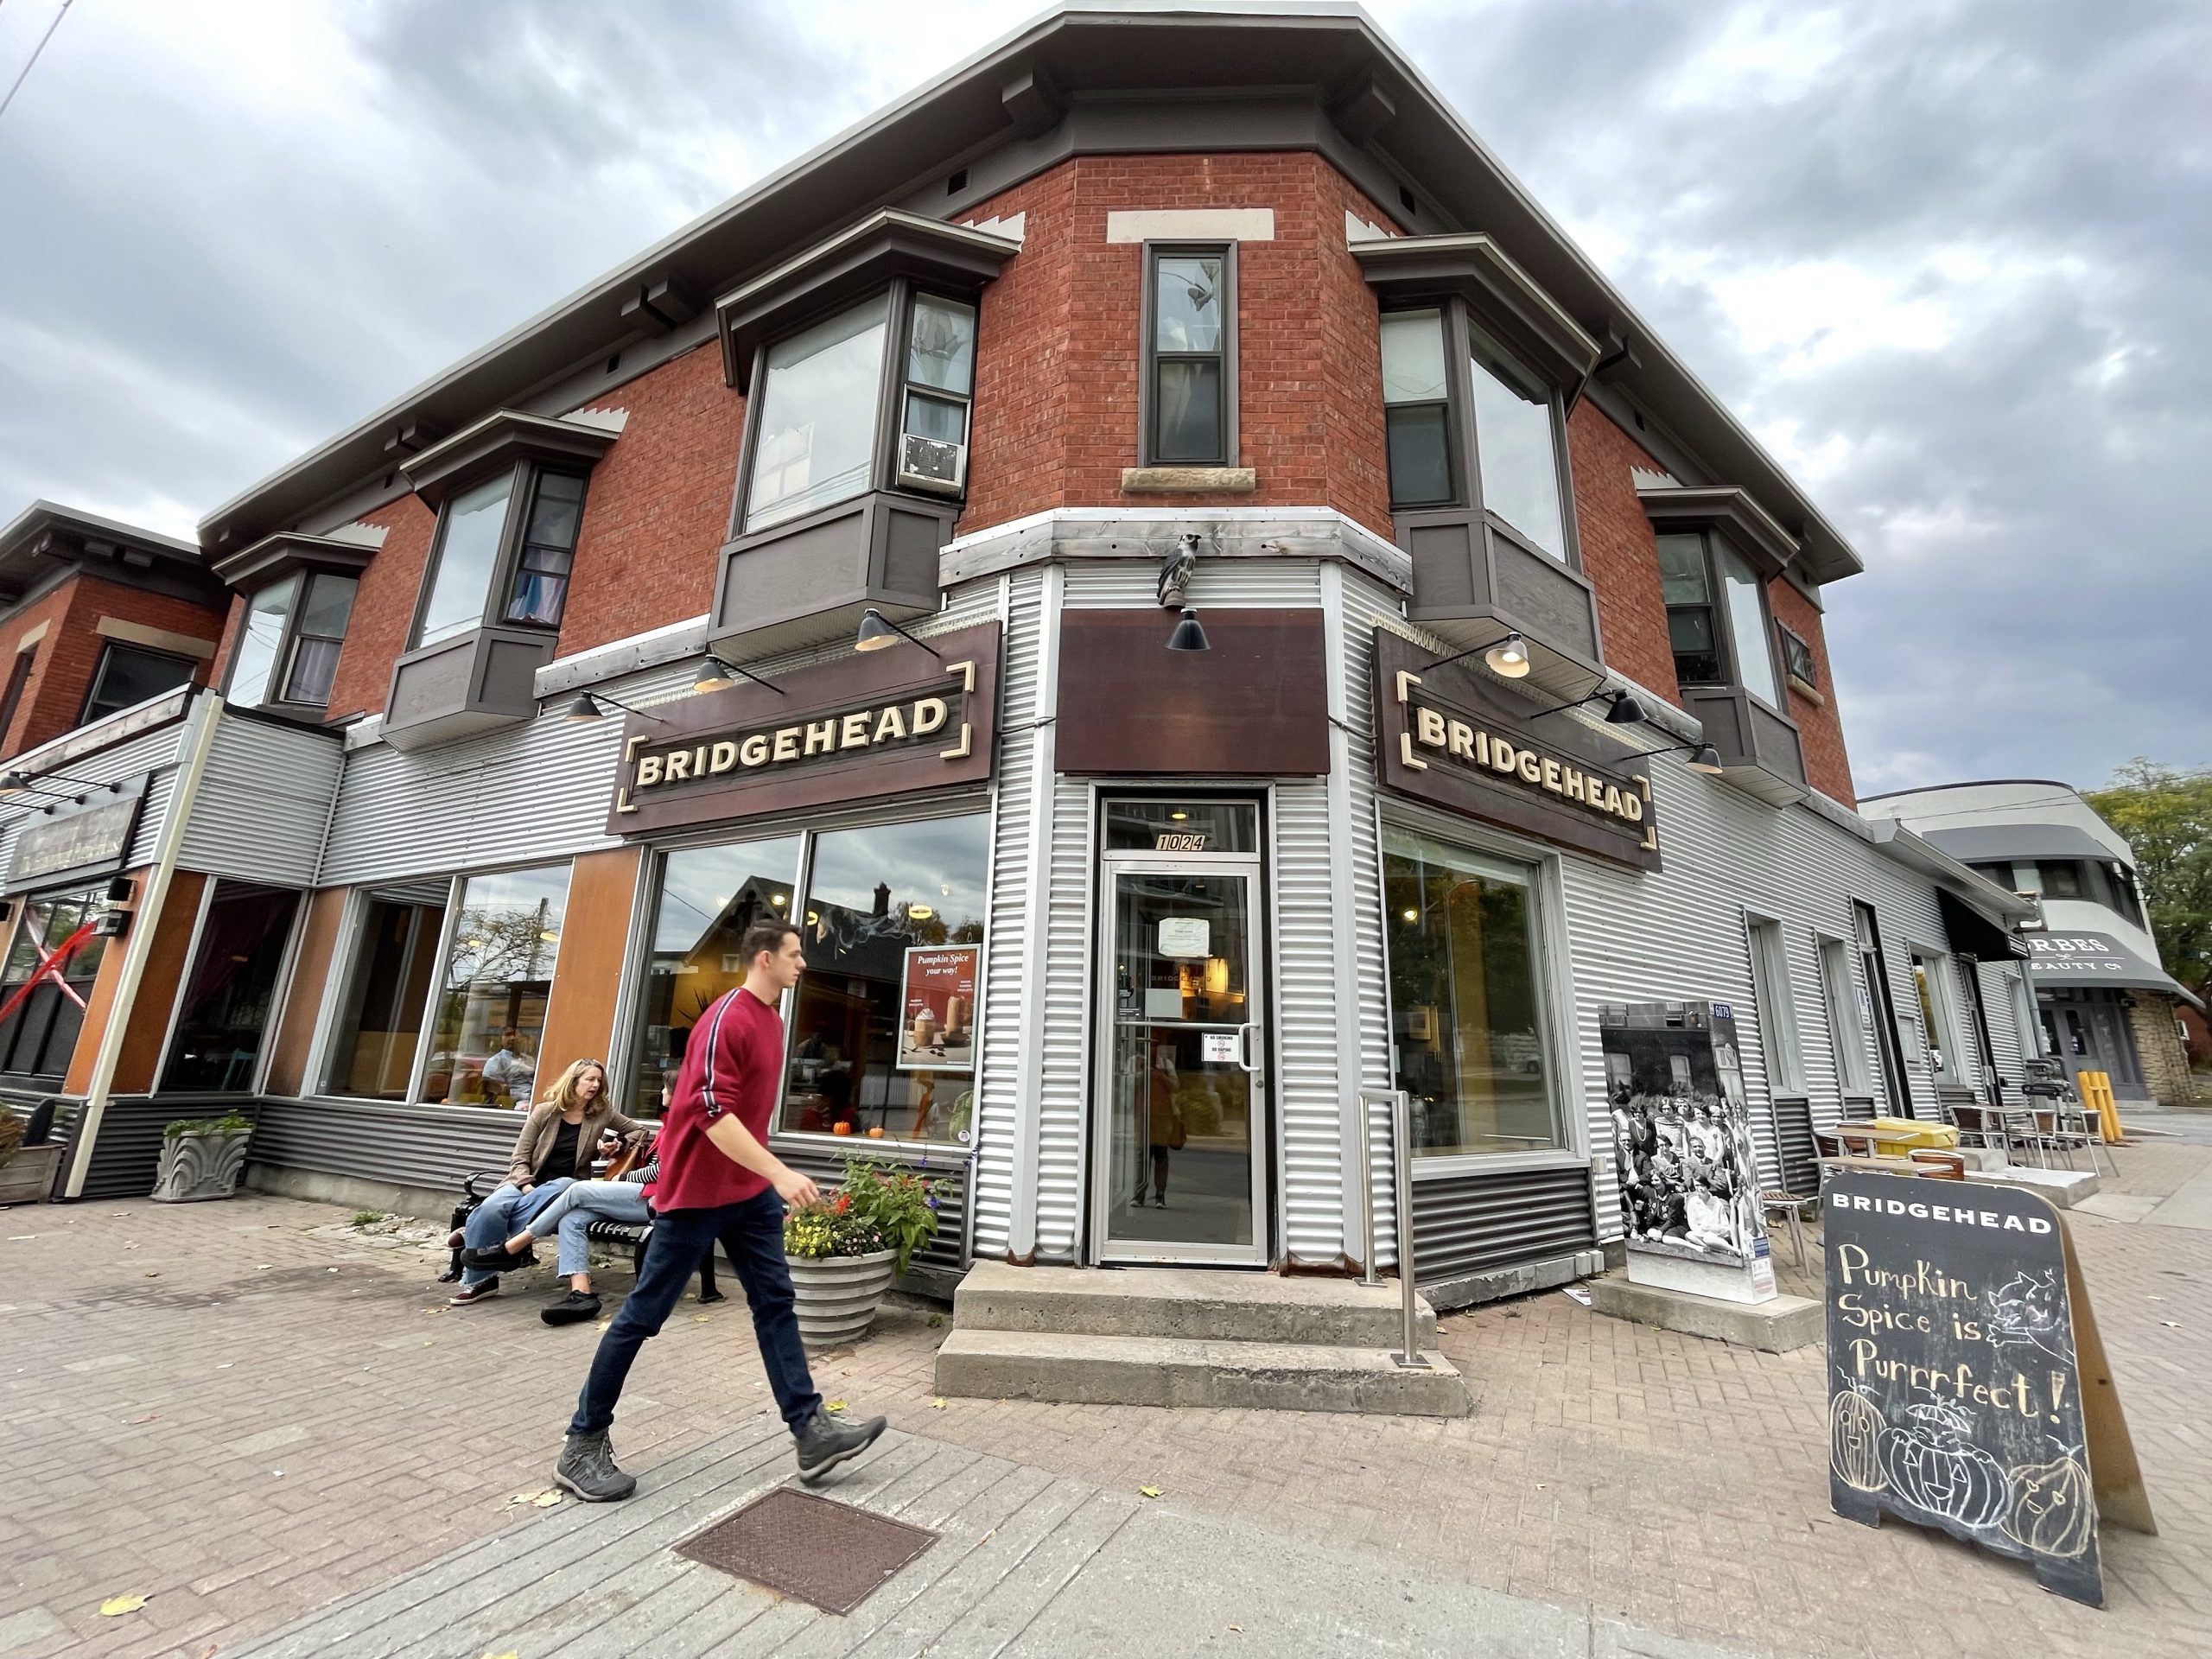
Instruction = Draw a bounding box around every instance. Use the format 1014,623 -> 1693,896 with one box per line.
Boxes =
440,1169 -> 722,1304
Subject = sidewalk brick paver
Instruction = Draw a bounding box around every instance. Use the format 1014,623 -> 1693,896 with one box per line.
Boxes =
3,1138 -> 2209,1657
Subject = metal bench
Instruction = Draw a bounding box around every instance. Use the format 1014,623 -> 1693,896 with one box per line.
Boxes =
442,1170 -> 722,1304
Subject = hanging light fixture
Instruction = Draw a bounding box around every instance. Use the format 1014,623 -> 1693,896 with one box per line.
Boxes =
855,607 -> 942,658
1166,607 -> 1210,652
692,655 -> 784,696
558,690 -> 664,724
1483,632 -> 1530,678
1687,743 -> 1726,774
1604,690 -> 1649,725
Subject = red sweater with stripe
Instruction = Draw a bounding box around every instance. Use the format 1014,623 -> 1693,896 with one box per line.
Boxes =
649,986 -> 783,1211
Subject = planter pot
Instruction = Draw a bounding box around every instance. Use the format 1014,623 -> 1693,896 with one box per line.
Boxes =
0,1142 -> 62,1205
787,1249 -> 897,1350
152,1128 -> 254,1203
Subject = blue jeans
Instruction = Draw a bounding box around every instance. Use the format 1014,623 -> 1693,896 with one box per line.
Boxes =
521,1179 -> 651,1278
461,1178 -> 574,1287
568,1189 -> 820,1438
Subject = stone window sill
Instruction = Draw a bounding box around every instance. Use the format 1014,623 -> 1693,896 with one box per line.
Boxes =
1121,467 -> 1258,494
1787,673 -> 1825,707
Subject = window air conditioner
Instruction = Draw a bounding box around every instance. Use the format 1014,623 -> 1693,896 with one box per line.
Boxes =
898,432 -> 967,494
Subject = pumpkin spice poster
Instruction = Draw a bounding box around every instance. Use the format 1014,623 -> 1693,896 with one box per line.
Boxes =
1822,1169 -> 2104,1605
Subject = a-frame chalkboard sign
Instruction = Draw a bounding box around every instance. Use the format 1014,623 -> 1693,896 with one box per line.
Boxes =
1823,1170 -> 2155,1607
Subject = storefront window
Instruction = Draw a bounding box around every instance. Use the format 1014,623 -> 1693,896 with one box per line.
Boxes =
319,884 -> 447,1099
0,888 -> 110,1081
420,863 -> 571,1107
1382,828 -> 1562,1157
783,813 -> 989,1143
158,883 -> 300,1092
629,836 -> 802,1116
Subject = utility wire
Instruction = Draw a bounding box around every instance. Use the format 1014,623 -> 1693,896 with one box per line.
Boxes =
0,0 -> 72,124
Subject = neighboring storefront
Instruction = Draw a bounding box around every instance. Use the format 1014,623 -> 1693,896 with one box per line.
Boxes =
1864,780 -> 2202,1106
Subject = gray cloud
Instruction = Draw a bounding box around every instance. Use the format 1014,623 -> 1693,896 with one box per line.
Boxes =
0,0 -> 2201,791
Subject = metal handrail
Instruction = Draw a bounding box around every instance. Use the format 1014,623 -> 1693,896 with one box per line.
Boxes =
1356,1087 -> 1428,1369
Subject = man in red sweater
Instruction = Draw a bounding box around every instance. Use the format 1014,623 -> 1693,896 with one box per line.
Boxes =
556,918 -> 886,1501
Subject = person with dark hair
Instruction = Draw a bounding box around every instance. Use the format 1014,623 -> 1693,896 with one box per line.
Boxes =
554,918 -> 886,1502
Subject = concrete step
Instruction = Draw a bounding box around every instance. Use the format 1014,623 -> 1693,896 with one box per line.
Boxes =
1963,1164 -> 2099,1208
950,1260 -> 1439,1349
934,1326 -> 1472,1417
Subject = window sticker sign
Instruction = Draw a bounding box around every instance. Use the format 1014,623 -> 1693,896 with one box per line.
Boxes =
1201,1031 -> 1241,1064
1157,917 -> 1211,959
896,944 -> 977,1073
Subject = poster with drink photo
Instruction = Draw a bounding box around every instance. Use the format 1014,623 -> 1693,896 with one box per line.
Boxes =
896,944 -> 978,1072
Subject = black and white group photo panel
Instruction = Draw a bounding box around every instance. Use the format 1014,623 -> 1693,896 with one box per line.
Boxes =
1603,1001 -> 1770,1266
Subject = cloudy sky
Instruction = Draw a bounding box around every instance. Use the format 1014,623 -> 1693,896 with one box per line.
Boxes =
1,0 -> 2204,793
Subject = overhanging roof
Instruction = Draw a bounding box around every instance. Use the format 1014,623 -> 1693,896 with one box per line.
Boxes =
1919,823 -> 2124,866
0,500 -> 216,608
1867,819 -> 2040,928
196,3 -> 1867,584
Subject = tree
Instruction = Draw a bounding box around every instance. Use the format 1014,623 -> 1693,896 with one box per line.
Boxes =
2084,760 -> 2212,1001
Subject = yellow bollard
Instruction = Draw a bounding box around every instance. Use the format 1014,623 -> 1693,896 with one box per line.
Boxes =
2078,1069 -> 2123,1146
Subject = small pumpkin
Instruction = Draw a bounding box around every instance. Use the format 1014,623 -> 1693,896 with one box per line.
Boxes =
1879,1422 -> 2010,1529
2003,1456 -> 2095,1558
1829,1389 -> 1885,1493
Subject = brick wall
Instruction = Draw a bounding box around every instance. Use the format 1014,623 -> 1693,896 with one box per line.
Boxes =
958,151 -> 1398,538
553,341 -> 746,658
323,495 -> 436,724
0,574 -> 226,759
2129,993 -> 2200,1105
1564,401 -> 1679,703
1768,580 -> 1856,806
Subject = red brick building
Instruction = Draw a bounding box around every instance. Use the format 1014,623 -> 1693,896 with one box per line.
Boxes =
4,10 -> 2034,1348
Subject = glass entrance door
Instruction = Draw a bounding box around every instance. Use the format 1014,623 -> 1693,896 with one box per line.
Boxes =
1095,855 -> 1267,1263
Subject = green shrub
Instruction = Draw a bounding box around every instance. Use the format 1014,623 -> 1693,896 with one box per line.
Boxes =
0,1111 -> 20,1171
163,1113 -> 253,1141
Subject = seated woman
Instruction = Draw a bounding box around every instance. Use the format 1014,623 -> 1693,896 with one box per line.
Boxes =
448,1058 -> 646,1307
465,1150 -> 658,1325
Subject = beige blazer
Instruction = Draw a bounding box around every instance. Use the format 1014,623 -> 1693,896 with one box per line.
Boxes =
507,1098 -> 650,1187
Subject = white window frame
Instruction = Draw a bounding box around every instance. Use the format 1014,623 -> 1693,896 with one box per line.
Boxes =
1745,911 -> 1807,1097
1815,932 -> 1874,1098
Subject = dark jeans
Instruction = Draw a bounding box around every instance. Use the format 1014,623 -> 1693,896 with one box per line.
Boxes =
568,1189 -> 821,1439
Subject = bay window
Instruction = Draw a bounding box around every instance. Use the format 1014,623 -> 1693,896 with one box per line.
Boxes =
1658,529 -> 1781,706
1376,303 -> 1575,564
1382,828 -> 1565,1158
226,570 -> 359,712
416,462 -> 587,648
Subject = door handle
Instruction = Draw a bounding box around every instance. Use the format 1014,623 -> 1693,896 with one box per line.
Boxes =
1237,1022 -> 1263,1078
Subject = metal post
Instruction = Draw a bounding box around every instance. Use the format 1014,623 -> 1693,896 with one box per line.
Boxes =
1390,1088 -> 1430,1370
1355,1091 -> 1381,1287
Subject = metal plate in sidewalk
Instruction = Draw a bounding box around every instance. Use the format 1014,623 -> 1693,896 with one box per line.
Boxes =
676,1486 -> 938,1614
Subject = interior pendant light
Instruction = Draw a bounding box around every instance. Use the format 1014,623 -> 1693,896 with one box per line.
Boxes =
1484,632 -> 1530,678
1166,607 -> 1211,652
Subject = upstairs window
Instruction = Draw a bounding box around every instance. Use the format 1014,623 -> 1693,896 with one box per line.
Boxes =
1376,305 -> 1574,563
746,296 -> 892,532
1777,622 -> 1818,690
84,642 -> 196,723
1380,309 -> 1452,506
1143,245 -> 1234,466
226,570 -> 359,712
1467,324 -> 1567,559
738,288 -> 980,534
1657,530 -> 1780,705
0,646 -> 36,747
416,465 -> 589,647
2037,861 -> 2085,900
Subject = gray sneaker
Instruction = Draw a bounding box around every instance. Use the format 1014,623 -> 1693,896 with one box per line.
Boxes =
794,1407 -> 887,1484
555,1429 -> 637,1503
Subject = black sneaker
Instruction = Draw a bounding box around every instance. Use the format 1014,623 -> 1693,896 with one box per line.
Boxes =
448,1280 -> 499,1306
542,1289 -> 601,1326
555,1429 -> 637,1503
462,1243 -> 537,1272
794,1407 -> 887,1484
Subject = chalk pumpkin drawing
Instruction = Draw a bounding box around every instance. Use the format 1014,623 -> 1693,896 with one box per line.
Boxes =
1878,1406 -> 2011,1530
1828,1389 -> 1885,1493
2004,1457 -> 2096,1559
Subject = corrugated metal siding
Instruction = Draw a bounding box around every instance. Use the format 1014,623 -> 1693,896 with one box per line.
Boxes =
78,1094 -> 264,1202
1773,1095 -> 1819,1196
1980,960 -> 2030,1089
0,719 -> 191,887
969,569 -> 1044,1261
319,594 -> 1004,892
1408,1164 -> 1594,1285
1274,773 -> 1342,1262
1031,770 -> 1092,1261
251,1097 -> 522,1191
176,713 -> 344,887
